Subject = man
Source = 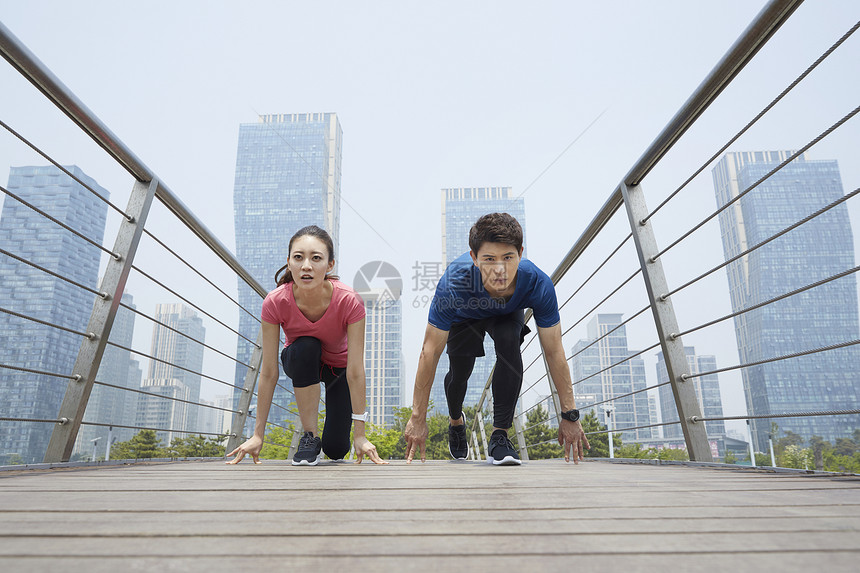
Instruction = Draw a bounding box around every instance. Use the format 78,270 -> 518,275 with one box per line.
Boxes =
405,212 -> 588,465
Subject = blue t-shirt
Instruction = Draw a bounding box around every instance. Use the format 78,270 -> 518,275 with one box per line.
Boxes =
428,252 -> 561,331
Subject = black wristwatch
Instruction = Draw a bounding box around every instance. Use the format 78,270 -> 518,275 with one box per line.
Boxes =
560,409 -> 580,423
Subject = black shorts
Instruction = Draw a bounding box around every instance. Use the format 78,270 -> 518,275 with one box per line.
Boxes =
446,310 -> 532,357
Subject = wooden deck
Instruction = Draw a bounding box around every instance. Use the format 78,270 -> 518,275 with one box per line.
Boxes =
1,458 -> 859,572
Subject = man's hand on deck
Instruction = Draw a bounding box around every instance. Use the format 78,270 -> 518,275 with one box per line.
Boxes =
558,419 -> 589,464
404,412 -> 429,463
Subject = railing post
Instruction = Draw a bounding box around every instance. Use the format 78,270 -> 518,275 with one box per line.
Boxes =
512,413 -> 529,462
44,178 -> 159,462
476,410 -> 489,461
225,327 -> 264,453
288,420 -> 303,459
619,182 -> 713,462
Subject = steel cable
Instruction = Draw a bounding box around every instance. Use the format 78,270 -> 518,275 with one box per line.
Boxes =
105,341 -> 243,391
80,421 -> 228,438
561,269 -> 642,338
92,380 -> 242,415
0,248 -> 104,298
573,342 -> 663,387
661,187 -> 860,300
142,229 -> 260,322
0,184 -> 120,259
692,409 -> 860,423
0,362 -> 76,380
0,118 -> 131,220
673,264 -> 860,340
0,416 -> 64,424
519,233 -> 634,357
682,338 -> 860,381
131,264 -> 258,347
0,305 -> 91,339
119,302 -> 253,369
650,104 -> 860,262
640,19 -> 860,224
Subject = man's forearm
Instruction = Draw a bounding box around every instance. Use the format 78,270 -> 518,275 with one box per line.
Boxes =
547,353 -> 576,411
411,351 -> 439,416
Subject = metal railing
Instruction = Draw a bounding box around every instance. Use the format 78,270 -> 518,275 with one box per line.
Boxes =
468,0 -> 860,465
0,21 -> 300,464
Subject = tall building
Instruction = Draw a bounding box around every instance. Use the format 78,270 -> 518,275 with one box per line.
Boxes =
362,287 -> 403,427
571,314 -> 653,442
0,165 -> 109,464
712,151 -> 860,449
198,394 -> 233,437
74,293 -> 141,458
656,347 -> 725,440
232,113 -> 342,421
136,303 -> 205,446
429,187 -> 527,417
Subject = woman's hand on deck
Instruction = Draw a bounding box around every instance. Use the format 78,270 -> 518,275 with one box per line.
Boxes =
353,436 -> 388,465
225,435 -> 263,464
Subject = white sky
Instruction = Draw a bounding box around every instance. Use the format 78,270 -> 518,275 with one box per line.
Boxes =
2,1 -> 859,440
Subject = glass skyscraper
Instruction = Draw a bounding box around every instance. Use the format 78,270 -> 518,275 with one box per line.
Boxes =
136,303 -> 205,446
712,151 -> 860,450
429,187 -> 526,418
571,314 -> 653,442
362,288 -> 403,427
0,165 -> 109,463
232,113 -> 342,421
656,347 -> 725,440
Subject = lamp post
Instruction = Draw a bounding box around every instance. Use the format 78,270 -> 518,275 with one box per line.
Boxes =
90,437 -> 101,462
605,405 -> 615,459
768,432 -> 776,467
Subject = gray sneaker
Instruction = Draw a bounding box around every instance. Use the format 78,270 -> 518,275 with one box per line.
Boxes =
292,431 -> 322,466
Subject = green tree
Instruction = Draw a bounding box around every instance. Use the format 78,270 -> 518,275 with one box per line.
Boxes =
167,434 -> 226,458
522,404 -> 563,460
110,430 -> 165,459
581,410 -> 620,458
779,444 -> 812,469
724,450 -> 737,464
754,452 -> 772,467
656,447 -> 689,461
833,437 -> 857,457
616,443 -> 657,459
259,423 -> 294,460
775,430 -> 804,457
809,435 -> 829,471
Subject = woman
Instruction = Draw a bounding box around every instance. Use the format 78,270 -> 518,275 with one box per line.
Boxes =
226,225 -> 386,466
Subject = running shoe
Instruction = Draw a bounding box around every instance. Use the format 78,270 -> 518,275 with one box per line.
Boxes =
487,429 -> 522,466
448,417 -> 469,460
292,431 -> 322,466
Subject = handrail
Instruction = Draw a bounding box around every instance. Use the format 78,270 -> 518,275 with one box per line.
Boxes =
0,21 -> 267,299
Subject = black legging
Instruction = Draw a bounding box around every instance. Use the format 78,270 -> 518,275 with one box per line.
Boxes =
281,336 -> 352,460
444,317 -> 524,429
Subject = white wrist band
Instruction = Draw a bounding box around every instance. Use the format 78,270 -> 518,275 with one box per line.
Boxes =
351,412 -> 369,422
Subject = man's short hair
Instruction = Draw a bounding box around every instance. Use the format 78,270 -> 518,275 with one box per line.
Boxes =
469,213 -> 524,254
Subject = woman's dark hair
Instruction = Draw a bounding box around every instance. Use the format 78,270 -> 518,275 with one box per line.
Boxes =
275,225 -> 339,286
468,212 -> 524,254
